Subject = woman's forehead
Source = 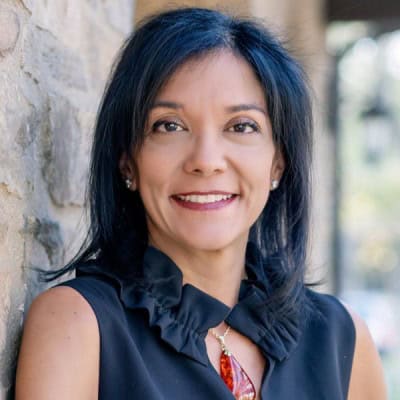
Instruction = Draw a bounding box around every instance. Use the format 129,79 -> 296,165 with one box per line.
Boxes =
153,50 -> 266,109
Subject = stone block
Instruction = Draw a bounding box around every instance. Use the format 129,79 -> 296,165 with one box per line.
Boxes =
0,224 -> 8,246
22,24 -> 87,91
102,0 -> 136,35
0,271 -> 25,399
0,8 -> 20,57
22,215 -> 63,266
38,94 -> 89,207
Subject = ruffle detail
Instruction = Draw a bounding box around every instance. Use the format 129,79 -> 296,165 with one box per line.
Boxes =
77,247 -> 230,365
226,283 -> 301,361
76,243 -> 301,364
221,242 -> 303,361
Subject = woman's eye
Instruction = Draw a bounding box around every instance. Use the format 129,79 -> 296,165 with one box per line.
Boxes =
227,121 -> 260,134
151,120 -> 185,133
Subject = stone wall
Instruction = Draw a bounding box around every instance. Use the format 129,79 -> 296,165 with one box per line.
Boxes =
0,1 -> 135,398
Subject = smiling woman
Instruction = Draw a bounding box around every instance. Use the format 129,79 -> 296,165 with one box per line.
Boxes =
15,7 -> 386,400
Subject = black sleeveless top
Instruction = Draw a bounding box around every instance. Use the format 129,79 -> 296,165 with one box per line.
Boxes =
59,245 -> 355,399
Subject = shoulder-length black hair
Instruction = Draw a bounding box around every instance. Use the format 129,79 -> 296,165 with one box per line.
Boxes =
46,7 -> 313,314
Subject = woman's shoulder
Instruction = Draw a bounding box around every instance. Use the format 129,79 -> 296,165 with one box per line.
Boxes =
20,285 -> 100,346
15,285 -> 99,399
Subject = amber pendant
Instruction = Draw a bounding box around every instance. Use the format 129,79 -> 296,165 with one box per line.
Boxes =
220,351 -> 256,400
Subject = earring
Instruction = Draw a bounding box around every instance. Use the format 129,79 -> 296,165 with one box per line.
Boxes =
271,179 -> 279,190
125,178 -> 132,189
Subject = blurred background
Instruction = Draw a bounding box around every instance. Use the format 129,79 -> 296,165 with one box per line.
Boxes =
0,0 -> 399,398
328,18 -> 400,396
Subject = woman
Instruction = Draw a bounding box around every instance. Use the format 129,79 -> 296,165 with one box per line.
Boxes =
15,7 -> 386,399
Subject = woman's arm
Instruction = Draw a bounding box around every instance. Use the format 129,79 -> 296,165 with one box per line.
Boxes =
346,306 -> 387,400
15,286 -> 99,400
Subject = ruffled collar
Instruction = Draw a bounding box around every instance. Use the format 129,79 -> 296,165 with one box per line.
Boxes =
76,243 -> 302,365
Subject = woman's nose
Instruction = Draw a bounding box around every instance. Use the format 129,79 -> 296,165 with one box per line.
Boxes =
182,132 -> 228,177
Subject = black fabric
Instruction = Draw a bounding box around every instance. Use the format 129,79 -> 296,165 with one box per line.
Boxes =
58,245 -> 355,399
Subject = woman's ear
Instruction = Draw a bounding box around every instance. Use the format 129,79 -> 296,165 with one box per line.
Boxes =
270,149 -> 285,190
119,152 -> 137,191
273,149 -> 285,178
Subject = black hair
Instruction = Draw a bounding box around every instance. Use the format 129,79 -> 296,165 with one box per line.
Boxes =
44,7 -> 313,317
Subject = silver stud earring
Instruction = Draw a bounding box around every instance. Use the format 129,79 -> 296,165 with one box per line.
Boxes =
271,179 -> 279,190
125,178 -> 132,189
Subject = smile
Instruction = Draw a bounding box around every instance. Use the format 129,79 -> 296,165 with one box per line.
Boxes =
171,192 -> 238,211
175,194 -> 234,203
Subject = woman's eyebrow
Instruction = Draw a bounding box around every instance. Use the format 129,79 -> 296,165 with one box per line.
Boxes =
150,101 -> 267,116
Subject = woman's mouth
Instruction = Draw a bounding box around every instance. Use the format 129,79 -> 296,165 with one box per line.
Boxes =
171,192 -> 238,210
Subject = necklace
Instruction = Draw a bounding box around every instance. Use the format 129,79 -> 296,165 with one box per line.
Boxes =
210,326 -> 256,400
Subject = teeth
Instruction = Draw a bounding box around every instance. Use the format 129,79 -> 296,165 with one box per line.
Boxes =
176,194 -> 234,203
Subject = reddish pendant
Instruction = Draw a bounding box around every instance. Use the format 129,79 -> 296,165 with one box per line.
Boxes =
220,351 -> 256,400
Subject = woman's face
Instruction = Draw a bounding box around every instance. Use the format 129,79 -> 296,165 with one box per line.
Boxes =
122,50 -> 284,254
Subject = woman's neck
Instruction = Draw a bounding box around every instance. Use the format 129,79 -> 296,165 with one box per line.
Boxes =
149,236 -> 248,308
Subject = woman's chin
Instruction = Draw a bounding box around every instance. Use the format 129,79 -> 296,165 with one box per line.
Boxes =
174,230 -> 248,254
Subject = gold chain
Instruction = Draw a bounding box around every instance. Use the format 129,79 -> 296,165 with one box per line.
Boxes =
210,325 -> 231,355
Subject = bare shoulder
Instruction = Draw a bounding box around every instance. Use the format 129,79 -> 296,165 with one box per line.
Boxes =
15,285 -> 99,400
342,303 -> 387,400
